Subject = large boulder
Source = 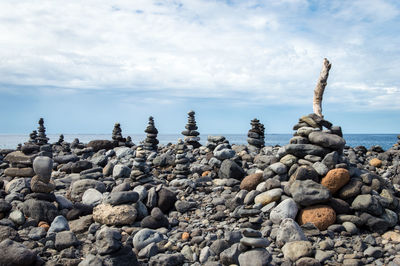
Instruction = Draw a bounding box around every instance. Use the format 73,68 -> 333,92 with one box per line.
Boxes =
321,168 -> 350,194
0,239 -> 39,266
93,204 -> 137,226
352,195 -> 383,216
22,199 -> 58,223
88,140 -> 115,152
308,131 -> 346,150
290,180 -> 331,206
298,205 -> 336,230
218,159 -> 245,180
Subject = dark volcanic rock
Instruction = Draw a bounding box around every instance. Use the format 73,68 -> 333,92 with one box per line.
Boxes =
157,188 -> 176,214
0,239 -> 39,266
289,180 -> 331,206
219,159 -> 245,180
22,199 -> 58,223
88,140 -> 115,152
285,144 -> 330,158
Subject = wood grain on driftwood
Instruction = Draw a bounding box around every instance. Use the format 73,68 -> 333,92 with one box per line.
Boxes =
313,58 -> 331,118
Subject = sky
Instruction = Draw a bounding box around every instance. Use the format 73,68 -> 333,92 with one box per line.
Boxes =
0,0 -> 400,135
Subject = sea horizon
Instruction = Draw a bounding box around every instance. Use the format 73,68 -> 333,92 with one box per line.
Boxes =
0,133 -> 397,150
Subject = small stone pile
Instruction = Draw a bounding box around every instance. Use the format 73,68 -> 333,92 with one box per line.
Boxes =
247,118 -> 265,149
28,130 -> 38,144
37,118 -> 49,145
112,123 -> 126,146
182,110 -> 201,148
206,136 -> 228,151
56,134 -> 64,145
173,139 -> 190,179
143,116 -> 159,151
131,148 -> 149,181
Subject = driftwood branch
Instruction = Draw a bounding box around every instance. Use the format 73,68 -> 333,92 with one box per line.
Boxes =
313,58 -> 331,118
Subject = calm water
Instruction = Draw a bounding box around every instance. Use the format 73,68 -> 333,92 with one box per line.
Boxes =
0,134 -> 397,150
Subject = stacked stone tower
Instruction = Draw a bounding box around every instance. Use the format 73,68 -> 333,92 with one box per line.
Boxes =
143,116 -> 159,151
112,123 -> 126,145
182,110 -> 201,148
37,118 -> 49,145
173,139 -> 190,179
247,118 -> 265,148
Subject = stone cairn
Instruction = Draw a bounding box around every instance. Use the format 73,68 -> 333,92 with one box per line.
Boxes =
247,118 -> 265,149
173,139 -> 190,179
131,148 -> 149,181
255,113 -> 400,234
125,136 -> 134,147
28,130 -> 38,144
37,118 -> 49,145
182,110 -> 201,148
56,134 -> 64,145
143,116 -> 159,151
112,123 -> 126,146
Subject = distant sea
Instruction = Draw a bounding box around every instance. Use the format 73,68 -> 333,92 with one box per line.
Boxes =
0,134 -> 397,151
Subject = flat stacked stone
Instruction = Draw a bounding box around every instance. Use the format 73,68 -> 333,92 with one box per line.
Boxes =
182,110 -> 201,148
247,118 -> 265,148
112,123 -> 126,146
206,136 -> 228,151
28,130 -> 38,144
143,116 -> 159,151
173,139 -> 190,179
36,118 -> 49,146
130,148 -> 149,181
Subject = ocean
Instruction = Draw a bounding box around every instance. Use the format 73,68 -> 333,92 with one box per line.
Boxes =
0,134 -> 398,151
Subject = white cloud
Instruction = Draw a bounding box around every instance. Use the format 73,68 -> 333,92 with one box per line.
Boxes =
0,0 -> 399,111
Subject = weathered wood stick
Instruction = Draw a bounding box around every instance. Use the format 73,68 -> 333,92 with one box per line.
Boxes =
313,58 -> 331,118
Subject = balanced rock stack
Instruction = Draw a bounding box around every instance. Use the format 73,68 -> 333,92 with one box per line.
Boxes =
112,123 -> 126,146
206,136 -> 228,151
143,116 -> 159,151
31,156 -> 55,194
36,118 -> 49,146
247,118 -> 265,149
28,130 -> 38,144
131,148 -> 149,181
182,110 -> 201,148
173,139 -> 190,179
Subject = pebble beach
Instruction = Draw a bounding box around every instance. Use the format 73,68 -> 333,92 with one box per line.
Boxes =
1,112 -> 400,266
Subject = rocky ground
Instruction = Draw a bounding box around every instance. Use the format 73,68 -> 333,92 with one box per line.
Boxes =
1,114 -> 400,266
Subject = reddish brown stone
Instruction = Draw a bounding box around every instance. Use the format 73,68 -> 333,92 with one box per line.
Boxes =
298,205 -> 336,230
369,158 -> 382,168
321,168 -> 350,194
240,173 -> 263,191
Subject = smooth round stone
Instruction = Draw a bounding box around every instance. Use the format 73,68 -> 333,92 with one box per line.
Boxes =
103,191 -> 139,206
132,228 -> 164,251
254,189 -> 282,206
242,228 -> 262,238
133,186 -> 148,201
343,221 -> 358,234
270,198 -> 298,224
240,237 -> 270,248
33,156 -> 53,180
9,210 -> 25,225
48,215 -> 69,234
269,162 -> 287,175
82,188 -> 103,207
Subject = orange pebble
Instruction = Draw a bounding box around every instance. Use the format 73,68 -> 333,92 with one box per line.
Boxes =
202,171 -> 211,177
182,232 -> 190,241
38,221 -> 49,231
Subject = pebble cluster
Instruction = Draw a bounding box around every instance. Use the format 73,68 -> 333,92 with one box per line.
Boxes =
0,115 -> 400,266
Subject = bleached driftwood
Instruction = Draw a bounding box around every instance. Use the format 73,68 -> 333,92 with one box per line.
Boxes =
313,58 -> 331,118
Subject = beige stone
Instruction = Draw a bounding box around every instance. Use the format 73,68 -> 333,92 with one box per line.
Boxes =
93,204 -> 137,226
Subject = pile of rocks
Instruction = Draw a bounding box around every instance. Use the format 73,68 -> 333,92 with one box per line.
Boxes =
182,110 -> 201,148
247,118 -> 265,149
172,139 -> 190,179
112,123 -> 126,146
37,118 -> 49,145
130,148 -> 149,182
143,116 -> 159,151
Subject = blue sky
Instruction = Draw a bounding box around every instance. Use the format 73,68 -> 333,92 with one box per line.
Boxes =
0,0 -> 399,135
